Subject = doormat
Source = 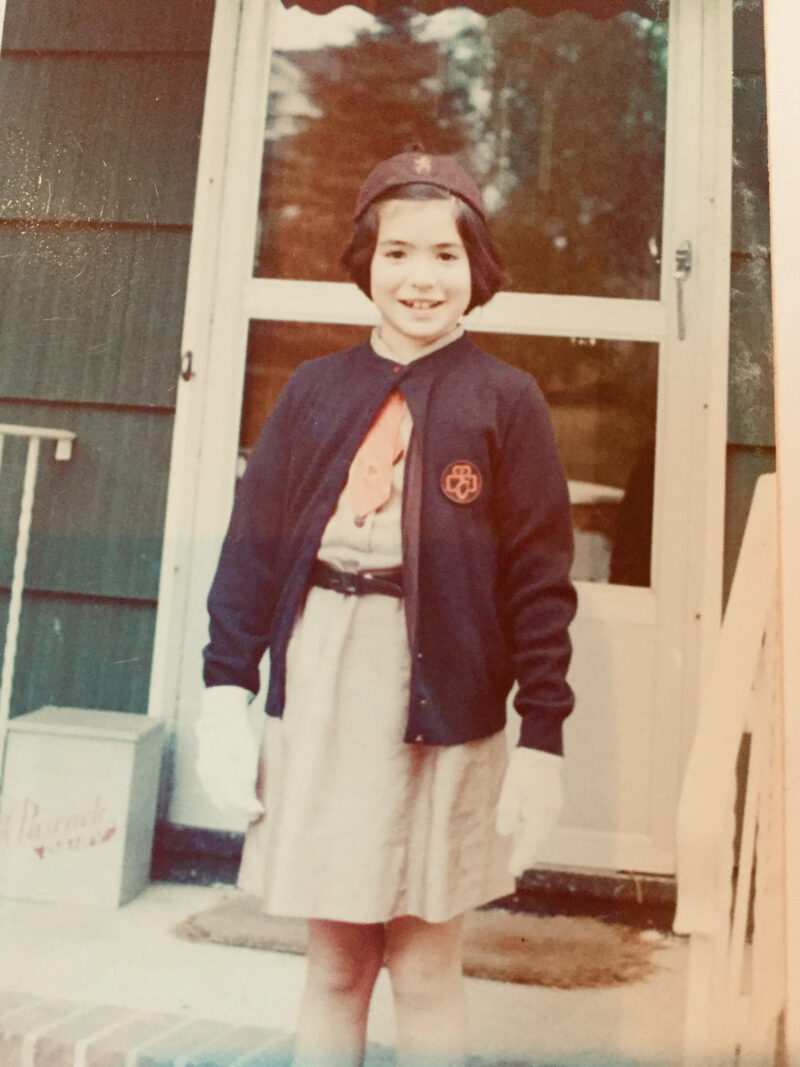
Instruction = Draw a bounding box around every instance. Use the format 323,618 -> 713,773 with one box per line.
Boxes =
173,893 -> 663,989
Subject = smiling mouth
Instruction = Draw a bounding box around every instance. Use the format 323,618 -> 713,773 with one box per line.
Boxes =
400,300 -> 443,310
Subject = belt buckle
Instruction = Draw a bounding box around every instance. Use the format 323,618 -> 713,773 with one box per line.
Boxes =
340,571 -> 360,596
337,561 -> 360,596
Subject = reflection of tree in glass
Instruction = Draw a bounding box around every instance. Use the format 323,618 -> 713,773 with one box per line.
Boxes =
472,333 -> 658,490
478,11 -> 667,298
255,7 -> 667,301
255,7 -> 469,280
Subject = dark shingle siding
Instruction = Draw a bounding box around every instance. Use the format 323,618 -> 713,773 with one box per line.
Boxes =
0,0 -> 212,717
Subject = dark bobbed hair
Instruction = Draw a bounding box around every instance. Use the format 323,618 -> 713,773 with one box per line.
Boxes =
341,183 -> 507,314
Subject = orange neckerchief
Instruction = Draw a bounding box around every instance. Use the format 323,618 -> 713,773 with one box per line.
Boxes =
344,391 -> 407,525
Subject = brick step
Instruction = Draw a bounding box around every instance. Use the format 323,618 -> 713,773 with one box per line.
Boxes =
3,989 -> 632,1065
2,991 -> 548,1067
0,991 -> 319,1067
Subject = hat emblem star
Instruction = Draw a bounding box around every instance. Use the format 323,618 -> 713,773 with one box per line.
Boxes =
413,155 -> 432,175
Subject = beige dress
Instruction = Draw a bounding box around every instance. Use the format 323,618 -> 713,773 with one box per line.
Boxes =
238,331 -> 514,924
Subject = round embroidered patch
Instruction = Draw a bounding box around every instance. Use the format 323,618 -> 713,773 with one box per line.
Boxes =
440,460 -> 483,504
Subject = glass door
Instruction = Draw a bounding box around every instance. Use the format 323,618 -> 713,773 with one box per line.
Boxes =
242,3 -> 666,577
156,0 -> 732,875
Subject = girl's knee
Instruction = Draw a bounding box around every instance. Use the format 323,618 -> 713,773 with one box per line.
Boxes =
388,961 -> 460,1012
305,920 -> 384,998
384,916 -> 464,1007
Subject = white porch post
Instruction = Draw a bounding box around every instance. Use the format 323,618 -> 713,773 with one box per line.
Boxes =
763,0 -> 800,1059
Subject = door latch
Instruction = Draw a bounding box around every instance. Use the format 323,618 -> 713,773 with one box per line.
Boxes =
674,241 -> 692,341
180,350 -> 195,382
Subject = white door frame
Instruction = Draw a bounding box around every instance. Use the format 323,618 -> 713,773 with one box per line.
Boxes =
149,0 -> 733,873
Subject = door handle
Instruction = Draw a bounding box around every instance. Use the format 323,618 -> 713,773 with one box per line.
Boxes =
674,241 -> 692,341
180,351 -> 195,382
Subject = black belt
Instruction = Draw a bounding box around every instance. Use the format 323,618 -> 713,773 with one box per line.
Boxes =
309,559 -> 404,598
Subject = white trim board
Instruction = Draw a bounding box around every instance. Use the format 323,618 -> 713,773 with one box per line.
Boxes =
147,0 -> 248,731
764,0 -> 800,1055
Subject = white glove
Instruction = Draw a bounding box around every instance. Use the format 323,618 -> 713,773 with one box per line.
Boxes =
495,748 -> 564,876
195,686 -> 264,820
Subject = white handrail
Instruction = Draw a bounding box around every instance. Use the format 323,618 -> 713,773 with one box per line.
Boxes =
0,425 -> 77,764
674,473 -> 785,1064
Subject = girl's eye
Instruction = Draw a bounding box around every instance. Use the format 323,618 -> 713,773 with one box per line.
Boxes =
438,252 -> 458,262
385,249 -> 406,259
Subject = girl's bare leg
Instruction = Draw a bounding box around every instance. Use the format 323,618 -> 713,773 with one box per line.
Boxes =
384,914 -> 467,1067
293,918 -> 385,1066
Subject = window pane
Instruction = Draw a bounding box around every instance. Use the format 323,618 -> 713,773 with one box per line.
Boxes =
254,5 -> 668,299
242,322 -> 657,586
472,332 -> 657,586
240,319 -> 366,456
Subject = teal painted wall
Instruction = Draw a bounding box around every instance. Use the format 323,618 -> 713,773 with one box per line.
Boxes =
0,0 -> 213,717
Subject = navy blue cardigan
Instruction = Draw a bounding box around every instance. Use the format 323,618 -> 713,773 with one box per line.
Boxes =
203,333 -> 577,755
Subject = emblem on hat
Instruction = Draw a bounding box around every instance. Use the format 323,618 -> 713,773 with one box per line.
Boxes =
413,155 -> 433,175
441,460 -> 483,504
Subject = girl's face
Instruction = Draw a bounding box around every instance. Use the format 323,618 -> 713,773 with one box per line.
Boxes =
369,198 -> 472,356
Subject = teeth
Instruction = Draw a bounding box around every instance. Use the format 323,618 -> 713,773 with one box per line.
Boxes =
404,301 -> 440,309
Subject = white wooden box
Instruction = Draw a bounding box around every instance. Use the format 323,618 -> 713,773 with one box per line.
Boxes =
0,706 -> 164,906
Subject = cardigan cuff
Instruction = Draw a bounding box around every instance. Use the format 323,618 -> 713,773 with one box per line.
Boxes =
517,709 -> 565,756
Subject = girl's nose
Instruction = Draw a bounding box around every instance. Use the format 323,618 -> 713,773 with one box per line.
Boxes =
408,255 -> 437,288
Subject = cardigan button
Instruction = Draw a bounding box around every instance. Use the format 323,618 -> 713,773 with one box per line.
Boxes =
392,364 -> 401,373
419,699 -> 427,708
416,651 -> 423,661
414,734 -> 424,743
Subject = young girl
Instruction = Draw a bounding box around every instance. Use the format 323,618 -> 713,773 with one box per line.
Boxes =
196,151 -> 577,1066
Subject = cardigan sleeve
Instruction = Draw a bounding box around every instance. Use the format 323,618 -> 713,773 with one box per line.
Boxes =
202,369 -> 304,694
495,377 -> 578,754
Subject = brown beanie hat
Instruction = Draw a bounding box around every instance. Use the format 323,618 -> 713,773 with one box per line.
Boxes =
353,151 -> 486,221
